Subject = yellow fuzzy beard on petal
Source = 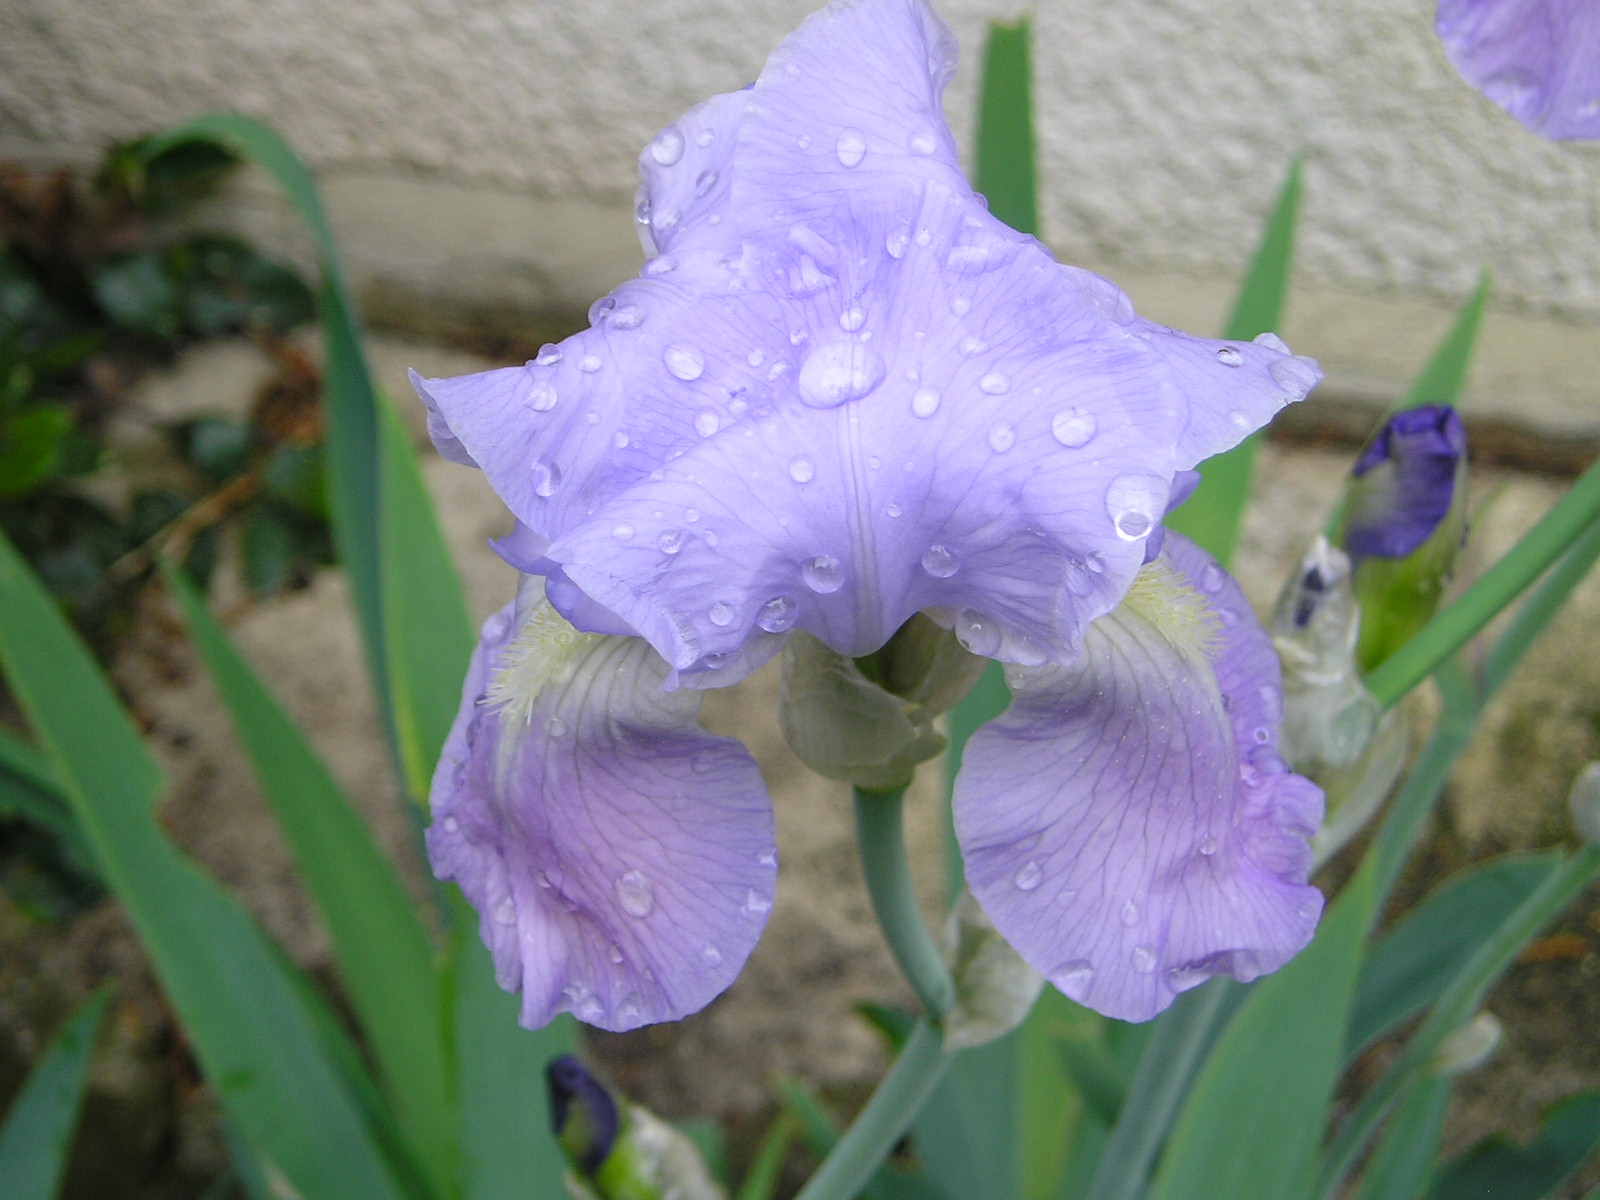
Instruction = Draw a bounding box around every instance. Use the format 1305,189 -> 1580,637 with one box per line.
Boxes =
487,598 -> 603,729
1120,560 -> 1222,664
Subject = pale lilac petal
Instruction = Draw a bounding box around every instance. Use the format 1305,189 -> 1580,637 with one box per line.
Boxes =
954,532 -> 1324,1022
1438,0 -> 1600,138
414,0 -> 1320,684
635,89 -> 746,258
427,591 -> 777,1031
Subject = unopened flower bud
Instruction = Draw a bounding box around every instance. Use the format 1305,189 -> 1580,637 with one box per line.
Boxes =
1431,1010 -> 1502,1077
546,1056 -> 725,1200
941,890 -> 1044,1051
1341,405 -> 1469,671
1568,762 -> 1600,846
1272,537 -> 1379,772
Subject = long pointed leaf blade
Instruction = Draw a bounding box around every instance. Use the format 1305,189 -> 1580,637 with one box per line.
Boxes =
1402,270 -> 1491,410
165,563 -> 456,1195
0,531 -> 411,1200
1165,157 -> 1303,566
1425,1088 -> 1600,1200
975,17 -> 1036,237
0,989 -> 110,1200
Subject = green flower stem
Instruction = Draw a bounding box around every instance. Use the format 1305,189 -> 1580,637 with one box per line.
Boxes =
792,1020 -> 950,1200
1364,453 -> 1600,708
853,786 -> 956,1018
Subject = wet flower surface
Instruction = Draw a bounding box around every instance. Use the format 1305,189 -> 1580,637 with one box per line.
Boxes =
1437,0 -> 1600,138
417,0 -> 1326,1030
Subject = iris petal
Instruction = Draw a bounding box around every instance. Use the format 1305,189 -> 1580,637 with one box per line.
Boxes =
954,532 -> 1323,1022
1438,0 -> 1600,139
427,589 -> 777,1031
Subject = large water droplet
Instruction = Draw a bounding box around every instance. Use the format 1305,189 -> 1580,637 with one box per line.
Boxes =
1105,474 -> 1166,540
757,595 -> 799,633
613,431 -> 630,449
532,459 -> 563,498
911,387 -> 941,418
908,132 -> 936,155
535,345 -> 563,366
609,304 -> 643,330
649,125 -> 685,165
694,168 -> 718,197
1198,834 -> 1219,856
1014,860 -> 1043,890
1131,946 -> 1157,974
921,544 -> 959,578
528,383 -> 558,412
835,127 -> 866,167
1051,408 -> 1097,448
885,229 -> 910,259
788,455 -> 815,483
1216,346 -> 1243,367
839,304 -> 866,331
657,528 -> 685,555
955,609 -> 1001,656
1268,355 -> 1320,394
694,408 -> 720,437
988,421 -> 1016,453
708,600 -> 735,627
803,555 -> 843,593
797,342 -> 887,409
664,344 -> 705,381
979,372 -> 1010,396
616,869 -> 655,917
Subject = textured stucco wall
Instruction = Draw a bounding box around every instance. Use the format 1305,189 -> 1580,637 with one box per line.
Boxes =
5,0 -> 1600,432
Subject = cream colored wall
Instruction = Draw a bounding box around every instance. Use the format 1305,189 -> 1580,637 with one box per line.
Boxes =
4,0 -> 1598,433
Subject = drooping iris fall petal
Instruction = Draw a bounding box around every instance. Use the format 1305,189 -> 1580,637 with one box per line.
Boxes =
954,532 -> 1323,1022
427,587 -> 777,1031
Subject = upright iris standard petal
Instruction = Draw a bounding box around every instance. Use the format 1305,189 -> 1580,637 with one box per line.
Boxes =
427,589 -> 777,1032
1343,404 -> 1468,562
413,0 -> 1320,686
1437,0 -> 1600,138
954,533 -> 1324,1022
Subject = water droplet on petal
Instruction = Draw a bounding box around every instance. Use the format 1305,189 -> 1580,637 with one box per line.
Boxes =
958,334 -> 987,355
547,715 -> 566,737
835,127 -> 866,167
443,815 -> 459,834
532,459 -> 563,498
708,600 -> 735,627
921,544 -> 959,578
664,344 -> 705,381
788,455 -> 815,483
947,241 -> 1005,273
529,383 -> 558,412
611,522 -> 634,541
609,304 -> 643,329
694,168 -> 718,196
578,995 -> 605,1022
1106,474 -> 1166,540
684,508 -> 700,523
955,609 -> 1001,656
1252,331 -> 1289,353
803,556 -> 843,593
1014,860 -> 1043,890
1121,899 -> 1140,926
1269,355 -> 1320,394
757,595 -> 799,632
1216,346 -> 1244,367
885,229 -> 910,259
608,944 -> 625,964
492,896 -> 516,925
616,869 -> 655,917
657,528 -> 685,554
979,372 -> 1010,395
886,501 -> 903,517
700,943 -> 724,966
1051,408 -> 1097,447
951,295 -> 971,316
643,255 -> 677,276
743,888 -> 773,917
649,125 -> 685,165
911,387 -> 941,418
1131,946 -> 1157,973
1199,562 -> 1225,592
797,342 -> 887,408
909,132 -> 936,155
1198,834 -> 1219,856
747,348 -> 765,367
988,421 -> 1016,452
1051,961 -> 1095,991
535,345 -> 563,366
839,304 -> 866,331
613,431 -> 630,449
694,408 -> 720,436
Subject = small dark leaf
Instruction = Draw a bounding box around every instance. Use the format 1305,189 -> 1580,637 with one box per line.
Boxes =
260,442 -> 326,516
0,406 -> 74,499
92,252 -> 183,339
241,505 -> 297,594
1424,1088 -> 1600,1200
178,414 -> 253,479
171,235 -> 314,336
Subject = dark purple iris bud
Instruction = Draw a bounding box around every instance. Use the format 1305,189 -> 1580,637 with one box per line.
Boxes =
1343,405 -> 1467,562
1437,0 -> 1600,140
546,1055 -> 619,1178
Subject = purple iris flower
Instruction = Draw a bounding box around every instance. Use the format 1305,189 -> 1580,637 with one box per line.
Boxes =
416,0 -> 1325,1029
1343,404 -> 1467,562
1437,0 -> 1600,138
